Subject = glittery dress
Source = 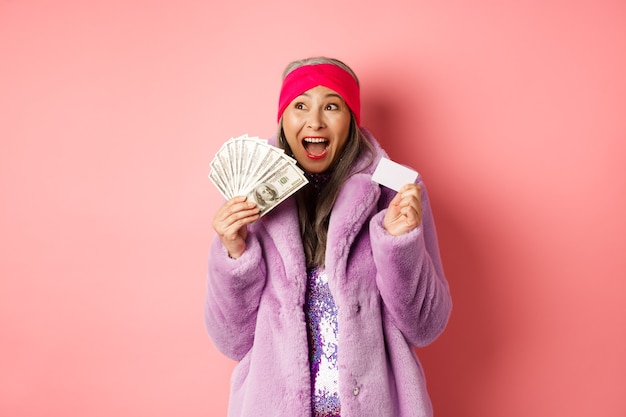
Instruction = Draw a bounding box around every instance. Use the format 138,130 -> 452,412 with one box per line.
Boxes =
302,171 -> 341,416
305,266 -> 341,417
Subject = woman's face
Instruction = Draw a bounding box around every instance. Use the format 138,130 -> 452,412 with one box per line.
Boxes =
281,85 -> 351,174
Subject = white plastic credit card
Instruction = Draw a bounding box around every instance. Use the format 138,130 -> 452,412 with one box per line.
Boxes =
371,157 -> 419,192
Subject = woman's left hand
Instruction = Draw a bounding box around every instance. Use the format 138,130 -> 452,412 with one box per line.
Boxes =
383,184 -> 423,236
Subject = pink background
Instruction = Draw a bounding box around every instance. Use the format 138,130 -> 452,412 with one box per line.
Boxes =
1,1 -> 625,416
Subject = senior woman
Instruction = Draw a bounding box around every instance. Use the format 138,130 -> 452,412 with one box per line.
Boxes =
205,56 -> 452,417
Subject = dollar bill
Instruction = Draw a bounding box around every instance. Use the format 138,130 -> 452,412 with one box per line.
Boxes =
245,159 -> 309,216
208,134 -> 308,216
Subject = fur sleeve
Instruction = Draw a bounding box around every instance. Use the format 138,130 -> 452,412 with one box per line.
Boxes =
204,234 -> 267,360
369,181 -> 452,347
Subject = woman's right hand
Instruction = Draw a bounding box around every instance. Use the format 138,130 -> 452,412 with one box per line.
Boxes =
212,196 -> 260,259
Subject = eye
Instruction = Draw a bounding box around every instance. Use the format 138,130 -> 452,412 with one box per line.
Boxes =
294,102 -> 307,110
325,103 -> 340,111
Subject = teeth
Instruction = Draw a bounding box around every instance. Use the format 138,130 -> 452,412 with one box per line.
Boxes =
303,138 -> 327,143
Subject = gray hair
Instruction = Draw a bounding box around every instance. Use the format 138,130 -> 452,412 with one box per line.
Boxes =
282,56 -> 360,87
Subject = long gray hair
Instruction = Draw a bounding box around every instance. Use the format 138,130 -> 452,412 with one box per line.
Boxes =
276,56 -> 374,268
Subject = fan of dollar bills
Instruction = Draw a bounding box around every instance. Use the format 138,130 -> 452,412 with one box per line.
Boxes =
209,134 -> 309,216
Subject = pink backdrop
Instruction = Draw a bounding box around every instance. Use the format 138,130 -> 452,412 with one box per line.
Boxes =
1,1 -> 625,416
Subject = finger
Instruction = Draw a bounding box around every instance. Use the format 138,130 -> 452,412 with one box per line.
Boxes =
224,208 -> 259,229
394,193 -> 418,213
401,206 -> 418,226
398,195 -> 422,226
222,196 -> 254,213
221,216 -> 257,243
215,197 -> 256,221
213,200 -> 259,234
221,205 -> 259,228
216,216 -> 257,247
398,183 -> 421,199
400,184 -> 421,205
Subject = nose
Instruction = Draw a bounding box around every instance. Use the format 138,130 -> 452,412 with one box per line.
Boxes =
307,110 -> 325,129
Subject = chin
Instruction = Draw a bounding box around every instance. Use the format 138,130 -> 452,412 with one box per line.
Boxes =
298,162 -> 322,174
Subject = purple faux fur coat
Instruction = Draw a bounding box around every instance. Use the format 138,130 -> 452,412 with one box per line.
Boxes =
205,128 -> 452,417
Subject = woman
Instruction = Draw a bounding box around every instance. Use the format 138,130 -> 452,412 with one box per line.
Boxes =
205,57 -> 452,417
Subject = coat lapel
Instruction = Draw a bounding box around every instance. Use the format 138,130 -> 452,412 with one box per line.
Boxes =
325,172 -> 381,280
260,197 -> 308,299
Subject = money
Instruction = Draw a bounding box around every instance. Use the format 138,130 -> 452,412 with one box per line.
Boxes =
209,134 -> 309,216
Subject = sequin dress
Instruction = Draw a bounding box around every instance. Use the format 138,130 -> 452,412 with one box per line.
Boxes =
305,266 -> 341,417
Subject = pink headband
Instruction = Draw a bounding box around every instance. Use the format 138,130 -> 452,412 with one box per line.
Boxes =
277,63 -> 361,125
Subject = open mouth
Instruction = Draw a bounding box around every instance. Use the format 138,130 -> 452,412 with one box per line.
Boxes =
302,137 -> 329,159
